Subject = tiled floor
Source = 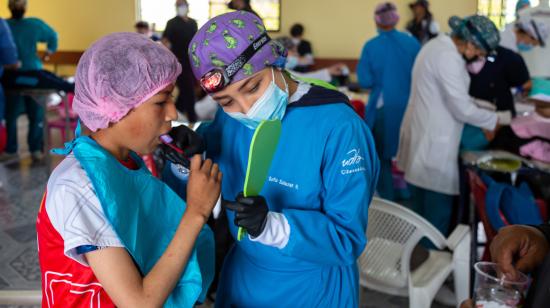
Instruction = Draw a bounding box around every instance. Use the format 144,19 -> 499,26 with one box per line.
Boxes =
0,116 -> 453,308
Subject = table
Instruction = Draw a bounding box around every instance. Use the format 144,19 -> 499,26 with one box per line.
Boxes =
460,150 -> 550,295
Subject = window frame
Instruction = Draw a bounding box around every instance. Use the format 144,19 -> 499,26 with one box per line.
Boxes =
136,0 -> 282,33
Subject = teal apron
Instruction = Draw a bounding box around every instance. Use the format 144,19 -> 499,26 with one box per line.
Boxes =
53,132 -> 214,307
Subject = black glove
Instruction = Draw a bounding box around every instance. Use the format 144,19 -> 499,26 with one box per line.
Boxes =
224,193 -> 269,238
159,125 -> 205,167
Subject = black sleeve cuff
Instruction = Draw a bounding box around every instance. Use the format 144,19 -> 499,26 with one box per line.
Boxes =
534,224 -> 550,244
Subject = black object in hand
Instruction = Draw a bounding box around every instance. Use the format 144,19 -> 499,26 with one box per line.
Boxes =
224,193 -> 269,238
159,125 -> 205,167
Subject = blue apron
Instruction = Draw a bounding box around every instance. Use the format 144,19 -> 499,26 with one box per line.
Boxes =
53,134 -> 214,307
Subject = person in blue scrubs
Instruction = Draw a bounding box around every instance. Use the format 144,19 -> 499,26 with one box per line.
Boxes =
3,0 -> 58,161
0,17 -> 18,155
357,2 -> 420,201
162,11 -> 379,307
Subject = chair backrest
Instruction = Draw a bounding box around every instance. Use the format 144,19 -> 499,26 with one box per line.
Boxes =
467,169 -> 498,242
350,99 -> 365,118
56,93 -> 78,119
359,197 -> 447,289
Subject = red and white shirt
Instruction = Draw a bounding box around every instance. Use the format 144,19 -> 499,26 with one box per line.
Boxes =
37,155 -> 130,307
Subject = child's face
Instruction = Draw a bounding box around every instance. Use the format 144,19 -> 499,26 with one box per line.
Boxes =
111,84 -> 178,155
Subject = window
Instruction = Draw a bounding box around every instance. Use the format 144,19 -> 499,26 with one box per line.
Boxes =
209,0 -> 281,31
477,0 -> 540,29
137,0 -> 281,33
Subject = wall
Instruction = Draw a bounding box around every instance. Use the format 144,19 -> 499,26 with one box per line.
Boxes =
279,0 -> 478,58
0,0 -> 136,50
0,0 -> 136,74
0,0 -> 478,74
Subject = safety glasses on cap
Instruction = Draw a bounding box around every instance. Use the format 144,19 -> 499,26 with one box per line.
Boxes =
531,20 -> 546,47
200,32 -> 272,93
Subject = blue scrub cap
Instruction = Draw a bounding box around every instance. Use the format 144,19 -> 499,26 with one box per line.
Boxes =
449,15 -> 500,53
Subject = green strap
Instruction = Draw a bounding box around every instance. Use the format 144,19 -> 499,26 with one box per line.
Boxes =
287,71 -> 338,90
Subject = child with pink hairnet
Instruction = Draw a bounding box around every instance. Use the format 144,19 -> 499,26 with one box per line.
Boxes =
36,32 -> 220,307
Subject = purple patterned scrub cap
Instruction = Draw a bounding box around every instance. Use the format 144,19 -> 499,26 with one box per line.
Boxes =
188,11 -> 286,86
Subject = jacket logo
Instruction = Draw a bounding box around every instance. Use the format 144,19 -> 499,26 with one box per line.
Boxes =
342,149 -> 364,167
341,149 -> 366,175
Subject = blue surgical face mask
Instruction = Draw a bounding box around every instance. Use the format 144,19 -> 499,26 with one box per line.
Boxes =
227,68 -> 289,130
517,42 -> 534,52
285,56 -> 299,70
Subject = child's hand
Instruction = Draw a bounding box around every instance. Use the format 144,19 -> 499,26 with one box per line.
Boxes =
185,155 -> 222,221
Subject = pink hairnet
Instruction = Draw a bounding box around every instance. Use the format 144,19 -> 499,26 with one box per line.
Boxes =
73,32 -> 182,132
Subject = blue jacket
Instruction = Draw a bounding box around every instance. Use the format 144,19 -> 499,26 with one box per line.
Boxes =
200,86 -> 379,307
7,17 -> 57,71
357,29 -> 420,158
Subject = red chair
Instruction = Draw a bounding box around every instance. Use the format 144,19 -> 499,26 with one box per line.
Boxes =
467,169 -> 549,261
47,93 -> 78,144
467,169 -> 497,261
535,199 -> 548,222
0,123 -> 6,153
391,160 -> 407,190
350,99 -> 365,118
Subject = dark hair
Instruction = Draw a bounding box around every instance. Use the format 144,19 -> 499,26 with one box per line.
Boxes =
135,21 -> 149,29
290,24 -> 304,37
228,0 -> 253,10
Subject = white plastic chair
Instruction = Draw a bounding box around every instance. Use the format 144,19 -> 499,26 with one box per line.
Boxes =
358,197 -> 471,308
0,290 -> 41,305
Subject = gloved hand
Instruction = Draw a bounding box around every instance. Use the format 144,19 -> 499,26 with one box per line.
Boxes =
224,193 -> 269,238
159,125 -> 205,167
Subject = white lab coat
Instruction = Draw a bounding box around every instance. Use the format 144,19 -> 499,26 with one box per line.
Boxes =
500,24 -> 519,52
396,35 -> 498,195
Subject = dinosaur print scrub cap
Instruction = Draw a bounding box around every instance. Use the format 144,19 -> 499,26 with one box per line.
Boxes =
188,11 -> 286,86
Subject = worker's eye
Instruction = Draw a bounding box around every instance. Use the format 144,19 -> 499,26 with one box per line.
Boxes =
249,83 -> 260,94
221,100 -> 233,108
156,101 -> 167,106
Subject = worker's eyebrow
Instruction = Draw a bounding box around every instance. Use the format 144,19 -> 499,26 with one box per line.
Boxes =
238,75 -> 260,92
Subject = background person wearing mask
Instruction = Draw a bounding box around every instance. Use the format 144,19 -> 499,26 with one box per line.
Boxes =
162,0 -> 198,122
406,0 -> 439,45
500,16 -> 548,53
2,0 -> 57,162
462,46 -> 530,151
357,2 -> 420,201
463,30 -> 536,151
515,0 -> 531,17
289,23 -> 314,72
468,47 -> 531,118
397,15 -> 501,236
